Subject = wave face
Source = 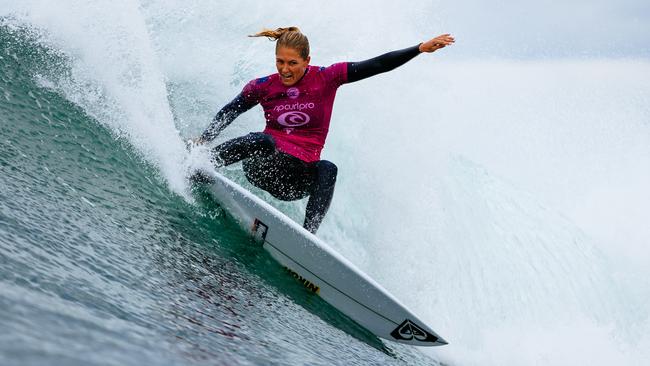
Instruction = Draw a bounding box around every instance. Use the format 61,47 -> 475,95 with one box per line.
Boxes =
2,1 -> 650,365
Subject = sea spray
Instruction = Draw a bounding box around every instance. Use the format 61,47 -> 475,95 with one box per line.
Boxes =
2,1 -> 191,196
2,1 -> 649,365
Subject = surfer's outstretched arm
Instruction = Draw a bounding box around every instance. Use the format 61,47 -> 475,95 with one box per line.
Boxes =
347,34 -> 454,83
198,94 -> 257,143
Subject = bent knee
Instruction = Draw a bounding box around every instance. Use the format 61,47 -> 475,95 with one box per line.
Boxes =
248,132 -> 276,154
316,160 -> 338,181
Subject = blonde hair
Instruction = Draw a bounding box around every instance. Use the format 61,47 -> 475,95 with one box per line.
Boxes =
249,27 -> 310,60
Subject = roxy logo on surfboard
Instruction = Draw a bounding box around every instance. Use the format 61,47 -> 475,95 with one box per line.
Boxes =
390,319 -> 439,343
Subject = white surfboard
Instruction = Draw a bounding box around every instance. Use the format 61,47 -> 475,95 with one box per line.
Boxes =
200,170 -> 447,346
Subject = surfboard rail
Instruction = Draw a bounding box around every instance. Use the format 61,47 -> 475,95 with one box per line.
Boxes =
202,171 -> 447,347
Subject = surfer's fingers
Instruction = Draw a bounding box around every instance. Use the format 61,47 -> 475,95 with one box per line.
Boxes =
185,137 -> 205,151
434,34 -> 455,43
436,38 -> 454,45
419,34 -> 454,53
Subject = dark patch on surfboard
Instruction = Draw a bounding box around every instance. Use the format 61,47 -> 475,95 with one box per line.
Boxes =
390,319 -> 439,343
251,218 -> 268,242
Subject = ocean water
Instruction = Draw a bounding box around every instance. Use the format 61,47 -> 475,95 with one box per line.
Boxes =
2,1 -> 650,365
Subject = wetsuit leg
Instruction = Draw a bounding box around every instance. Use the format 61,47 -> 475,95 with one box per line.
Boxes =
303,160 -> 338,233
212,132 -> 275,166
243,155 -> 337,233
242,152 -> 312,201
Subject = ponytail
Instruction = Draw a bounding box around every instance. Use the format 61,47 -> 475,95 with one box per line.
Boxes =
249,27 -> 310,60
249,27 -> 300,40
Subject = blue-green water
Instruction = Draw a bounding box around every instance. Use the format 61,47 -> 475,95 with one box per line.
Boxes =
2,2 -> 650,365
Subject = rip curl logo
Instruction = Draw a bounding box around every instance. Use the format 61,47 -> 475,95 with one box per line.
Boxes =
277,111 -> 310,127
287,87 -> 300,99
273,102 -> 315,113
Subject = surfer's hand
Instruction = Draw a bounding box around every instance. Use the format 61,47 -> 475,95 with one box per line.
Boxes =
419,34 -> 455,53
193,137 -> 205,145
186,137 -> 205,150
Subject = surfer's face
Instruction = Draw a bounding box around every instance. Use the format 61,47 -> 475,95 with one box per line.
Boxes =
276,46 -> 310,86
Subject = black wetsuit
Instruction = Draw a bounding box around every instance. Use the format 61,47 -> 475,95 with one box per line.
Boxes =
201,44 -> 422,233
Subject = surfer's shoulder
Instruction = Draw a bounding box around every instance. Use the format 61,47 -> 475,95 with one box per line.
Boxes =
246,74 -> 280,92
243,74 -> 277,95
254,75 -> 273,85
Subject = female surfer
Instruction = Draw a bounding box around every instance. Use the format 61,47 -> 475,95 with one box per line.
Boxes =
194,27 -> 454,233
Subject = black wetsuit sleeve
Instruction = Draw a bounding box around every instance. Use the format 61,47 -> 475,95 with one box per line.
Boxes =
346,44 -> 422,83
200,94 -> 257,142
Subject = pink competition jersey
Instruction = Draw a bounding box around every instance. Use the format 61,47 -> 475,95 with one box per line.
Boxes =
240,63 -> 348,162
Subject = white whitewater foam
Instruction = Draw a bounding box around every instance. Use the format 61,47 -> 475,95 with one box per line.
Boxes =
4,1 -> 649,364
2,0 -> 191,196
